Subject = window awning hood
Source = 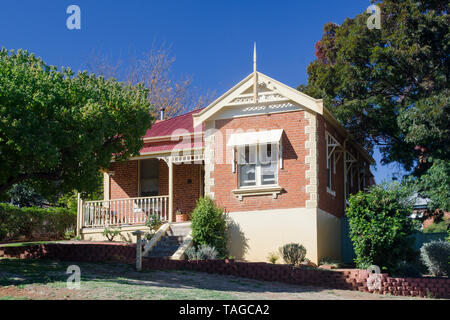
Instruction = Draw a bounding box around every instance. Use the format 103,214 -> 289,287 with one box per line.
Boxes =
226,129 -> 283,147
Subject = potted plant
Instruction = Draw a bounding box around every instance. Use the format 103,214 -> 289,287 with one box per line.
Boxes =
175,209 -> 190,222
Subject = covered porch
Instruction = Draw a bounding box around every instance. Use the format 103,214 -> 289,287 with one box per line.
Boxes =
76,153 -> 204,238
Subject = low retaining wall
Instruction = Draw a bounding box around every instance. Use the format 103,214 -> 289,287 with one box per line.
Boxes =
0,243 -> 449,299
142,259 -> 450,299
0,242 -> 135,264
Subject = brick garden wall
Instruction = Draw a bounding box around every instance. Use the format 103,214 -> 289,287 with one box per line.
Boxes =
1,243 -> 448,299
0,243 -> 135,264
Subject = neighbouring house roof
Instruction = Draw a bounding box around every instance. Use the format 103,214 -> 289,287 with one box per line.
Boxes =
411,193 -> 431,210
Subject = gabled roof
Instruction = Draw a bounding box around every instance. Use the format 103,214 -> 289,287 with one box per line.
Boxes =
192,71 -> 374,164
192,71 -> 324,127
143,108 -> 204,140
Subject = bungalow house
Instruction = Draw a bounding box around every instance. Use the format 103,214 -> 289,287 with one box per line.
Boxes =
76,57 -> 374,264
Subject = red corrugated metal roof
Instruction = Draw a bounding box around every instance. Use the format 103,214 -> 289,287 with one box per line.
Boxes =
140,140 -> 204,154
139,108 -> 204,154
143,108 -> 204,139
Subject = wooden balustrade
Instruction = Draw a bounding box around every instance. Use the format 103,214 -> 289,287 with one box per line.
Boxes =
81,195 -> 169,228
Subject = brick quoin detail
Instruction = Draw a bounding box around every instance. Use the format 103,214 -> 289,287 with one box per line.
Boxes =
2,244 -> 449,299
212,111 -> 309,212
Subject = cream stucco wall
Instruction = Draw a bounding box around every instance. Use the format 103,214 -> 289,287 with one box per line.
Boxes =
227,207 -> 342,265
316,208 -> 342,262
227,207 -> 319,264
81,225 -> 149,242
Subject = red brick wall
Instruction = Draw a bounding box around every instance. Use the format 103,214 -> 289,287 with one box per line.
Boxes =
159,161 -> 202,216
316,115 -> 373,218
109,159 -> 201,217
110,160 -> 139,199
317,115 -> 346,217
212,111 -> 309,212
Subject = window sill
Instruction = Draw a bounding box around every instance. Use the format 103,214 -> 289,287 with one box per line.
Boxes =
327,187 -> 336,196
232,185 -> 283,201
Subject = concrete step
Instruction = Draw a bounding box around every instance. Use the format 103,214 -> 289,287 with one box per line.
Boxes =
143,222 -> 191,258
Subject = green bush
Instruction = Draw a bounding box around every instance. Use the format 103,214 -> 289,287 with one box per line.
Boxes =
190,197 -> 228,258
279,243 -> 307,266
346,183 -> 417,272
267,252 -> 279,264
102,227 -> 122,242
391,260 -> 423,278
0,203 -> 76,242
185,244 -> 218,260
420,241 -> 450,276
144,214 -> 163,240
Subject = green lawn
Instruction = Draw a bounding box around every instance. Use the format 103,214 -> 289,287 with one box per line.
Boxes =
0,241 -> 61,247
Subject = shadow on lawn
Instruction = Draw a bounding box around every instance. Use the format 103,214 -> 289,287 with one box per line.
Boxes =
0,258 -> 327,295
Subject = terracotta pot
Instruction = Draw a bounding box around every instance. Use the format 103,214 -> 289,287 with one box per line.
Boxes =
176,213 -> 190,222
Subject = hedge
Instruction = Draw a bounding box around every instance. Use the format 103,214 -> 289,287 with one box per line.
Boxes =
0,203 -> 76,242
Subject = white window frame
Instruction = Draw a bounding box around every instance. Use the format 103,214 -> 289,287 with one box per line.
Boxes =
237,143 -> 279,188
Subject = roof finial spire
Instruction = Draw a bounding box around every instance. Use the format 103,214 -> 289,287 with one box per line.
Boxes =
253,42 -> 258,103
253,42 -> 257,73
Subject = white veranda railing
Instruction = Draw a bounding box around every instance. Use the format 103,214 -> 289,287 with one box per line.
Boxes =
81,195 -> 169,228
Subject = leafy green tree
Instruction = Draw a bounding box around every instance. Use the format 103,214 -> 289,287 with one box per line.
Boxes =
346,183 -> 418,272
0,49 -> 153,198
299,1 -> 448,186
6,182 -> 47,208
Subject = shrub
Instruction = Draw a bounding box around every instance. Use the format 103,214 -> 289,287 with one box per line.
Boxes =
102,227 -> 122,241
346,183 -> 417,272
391,261 -> 423,278
185,244 -> 218,260
190,197 -> 228,258
279,243 -> 306,266
145,214 -> 163,240
0,203 -> 76,242
420,241 -> 450,276
319,257 -> 342,268
267,252 -> 279,264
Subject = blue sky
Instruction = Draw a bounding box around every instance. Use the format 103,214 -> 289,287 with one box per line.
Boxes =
0,0 -> 406,183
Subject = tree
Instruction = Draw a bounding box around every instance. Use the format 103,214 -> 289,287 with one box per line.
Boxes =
85,43 -> 216,119
346,183 -> 417,272
299,0 -> 449,179
0,48 -> 152,198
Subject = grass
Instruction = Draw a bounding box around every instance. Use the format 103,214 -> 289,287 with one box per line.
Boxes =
0,241 -> 61,247
0,258 -> 429,300
0,258 -> 236,300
